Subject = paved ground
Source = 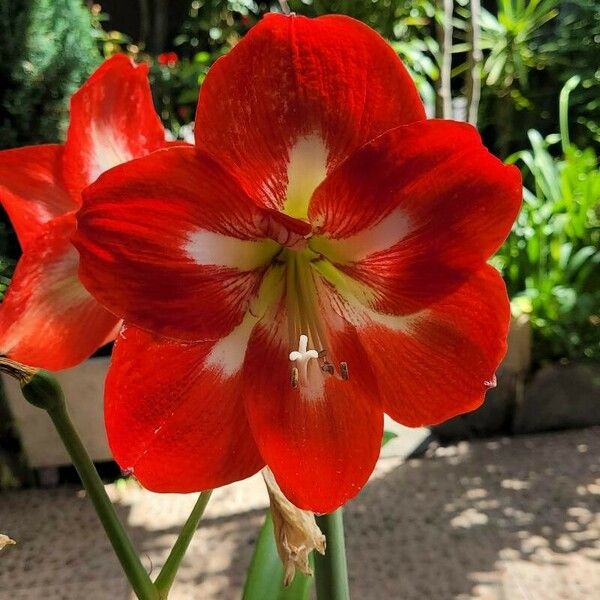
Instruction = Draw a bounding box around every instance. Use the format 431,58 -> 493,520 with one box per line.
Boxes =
0,427 -> 599,599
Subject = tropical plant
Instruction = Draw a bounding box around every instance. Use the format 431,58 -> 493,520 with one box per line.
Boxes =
391,37 -> 439,115
453,0 -> 560,155
479,0 -> 559,93
495,77 -> 600,362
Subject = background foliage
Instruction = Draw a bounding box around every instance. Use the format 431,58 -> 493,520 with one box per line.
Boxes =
494,79 -> 600,363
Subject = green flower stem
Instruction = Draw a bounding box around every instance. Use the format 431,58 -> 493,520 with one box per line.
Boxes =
23,372 -> 158,600
559,75 -> 580,153
154,490 -> 212,599
314,509 -> 350,600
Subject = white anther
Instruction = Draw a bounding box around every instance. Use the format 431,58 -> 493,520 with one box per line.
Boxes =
289,334 -> 319,388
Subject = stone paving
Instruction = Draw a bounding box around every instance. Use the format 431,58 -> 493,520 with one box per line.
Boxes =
0,427 -> 599,599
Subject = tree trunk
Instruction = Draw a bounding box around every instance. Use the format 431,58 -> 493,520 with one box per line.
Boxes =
435,0 -> 454,118
466,0 -> 482,125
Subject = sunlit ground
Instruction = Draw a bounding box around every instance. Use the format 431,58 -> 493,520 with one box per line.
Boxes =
0,426 -> 598,599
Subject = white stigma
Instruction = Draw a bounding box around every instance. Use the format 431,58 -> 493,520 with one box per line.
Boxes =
289,334 -> 319,363
289,334 -> 319,388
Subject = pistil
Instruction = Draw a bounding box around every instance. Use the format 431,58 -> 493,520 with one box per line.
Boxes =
289,334 -> 318,388
285,250 -> 347,390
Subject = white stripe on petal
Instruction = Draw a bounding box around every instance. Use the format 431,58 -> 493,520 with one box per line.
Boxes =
314,268 -> 424,333
184,230 -> 279,271
312,207 -> 413,264
0,246 -> 99,355
87,123 -> 133,183
205,311 -> 257,376
283,134 -> 328,220
206,264 -> 285,376
363,307 -> 425,332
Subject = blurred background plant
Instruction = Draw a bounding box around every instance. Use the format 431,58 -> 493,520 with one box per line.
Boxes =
548,0 -> 600,146
494,77 -> 600,364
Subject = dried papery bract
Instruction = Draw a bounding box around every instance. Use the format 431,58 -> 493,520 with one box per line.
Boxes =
0,534 -> 15,550
0,356 -> 36,383
263,467 -> 326,585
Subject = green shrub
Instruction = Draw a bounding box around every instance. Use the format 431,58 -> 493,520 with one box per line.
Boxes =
0,0 -> 101,149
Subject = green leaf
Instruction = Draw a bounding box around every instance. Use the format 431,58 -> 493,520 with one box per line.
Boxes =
242,511 -> 313,600
381,430 -> 398,447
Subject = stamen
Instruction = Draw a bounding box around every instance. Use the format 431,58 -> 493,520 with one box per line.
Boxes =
321,362 -> 334,375
284,251 -> 350,388
340,362 -> 349,380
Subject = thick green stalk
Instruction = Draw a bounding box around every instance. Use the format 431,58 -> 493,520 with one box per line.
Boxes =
314,509 -> 350,600
21,370 -> 158,600
154,490 -> 212,598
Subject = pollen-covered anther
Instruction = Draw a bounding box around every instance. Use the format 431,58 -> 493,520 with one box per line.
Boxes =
340,362 -> 349,380
321,362 -> 334,375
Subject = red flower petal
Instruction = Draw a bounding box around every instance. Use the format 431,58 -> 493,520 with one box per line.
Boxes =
196,14 -> 425,213
309,120 -> 522,314
354,265 -> 510,427
243,301 -> 383,513
62,54 -> 165,198
0,145 -> 76,251
105,325 -> 264,492
0,214 -> 118,370
75,146 -> 292,341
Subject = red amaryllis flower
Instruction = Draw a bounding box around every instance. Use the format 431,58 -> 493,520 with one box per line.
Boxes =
157,52 -> 179,67
0,55 -> 167,370
74,15 -> 521,512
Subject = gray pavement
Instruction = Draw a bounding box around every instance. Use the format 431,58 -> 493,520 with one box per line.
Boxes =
0,427 -> 598,599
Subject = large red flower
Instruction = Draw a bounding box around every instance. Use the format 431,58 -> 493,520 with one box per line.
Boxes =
0,55 -> 167,370
74,14 -> 522,512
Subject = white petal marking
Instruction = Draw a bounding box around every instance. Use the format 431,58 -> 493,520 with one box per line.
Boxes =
363,307 -> 426,332
313,207 -> 413,264
205,311 -> 257,376
283,134 -> 328,219
314,269 -> 425,333
88,123 -> 133,183
0,246 -> 94,354
205,264 -> 286,376
184,230 -> 279,271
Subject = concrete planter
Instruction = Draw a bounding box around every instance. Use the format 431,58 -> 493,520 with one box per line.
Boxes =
2,357 -> 112,469
513,362 -> 600,433
434,313 -> 600,440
